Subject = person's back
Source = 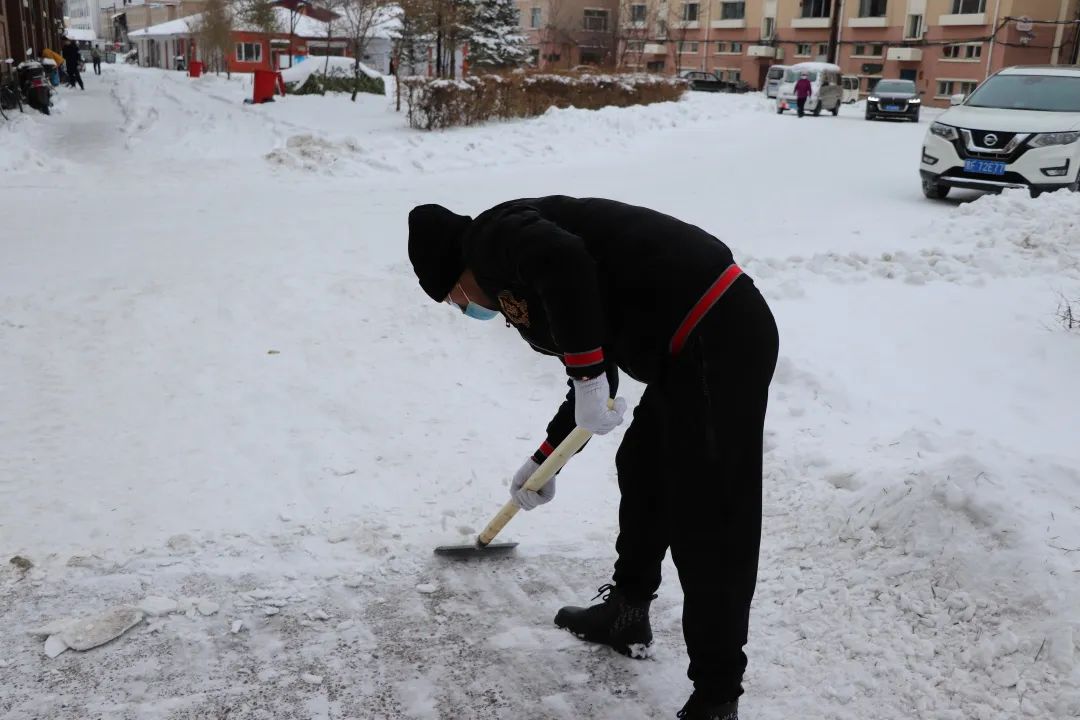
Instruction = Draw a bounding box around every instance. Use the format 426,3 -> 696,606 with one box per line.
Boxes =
795,76 -> 812,98
463,196 -> 736,382
62,42 -> 80,68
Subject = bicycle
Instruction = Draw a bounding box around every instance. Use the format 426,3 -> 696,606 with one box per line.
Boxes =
0,60 -> 24,120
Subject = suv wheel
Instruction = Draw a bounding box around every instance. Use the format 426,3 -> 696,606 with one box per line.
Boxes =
831,101 -> 840,116
922,177 -> 950,200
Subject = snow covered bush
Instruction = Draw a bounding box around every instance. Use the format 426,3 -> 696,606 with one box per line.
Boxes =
282,57 -> 385,97
289,68 -> 385,97
400,71 -> 687,130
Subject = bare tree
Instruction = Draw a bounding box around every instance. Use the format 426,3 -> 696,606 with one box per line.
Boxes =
337,0 -> 390,98
615,0 -> 662,70
540,0 -> 576,70
195,0 -> 235,77
666,1 -> 693,76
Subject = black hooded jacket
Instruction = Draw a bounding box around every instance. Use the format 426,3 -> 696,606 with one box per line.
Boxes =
459,196 -> 742,461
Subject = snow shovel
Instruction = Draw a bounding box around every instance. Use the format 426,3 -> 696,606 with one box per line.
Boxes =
434,421 -> 596,559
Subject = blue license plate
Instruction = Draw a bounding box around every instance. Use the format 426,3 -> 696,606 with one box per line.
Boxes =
964,159 -> 1007,176
884,105 -> 901,111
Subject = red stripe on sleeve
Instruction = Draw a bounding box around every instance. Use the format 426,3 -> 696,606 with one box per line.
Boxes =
563,348 -> 604,367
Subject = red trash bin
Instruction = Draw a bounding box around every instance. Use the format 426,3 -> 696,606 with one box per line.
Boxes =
188,61 -> 203,78
252,69 -> 286,103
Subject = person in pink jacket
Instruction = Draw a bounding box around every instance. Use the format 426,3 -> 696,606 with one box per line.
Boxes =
795,72 -> 813,117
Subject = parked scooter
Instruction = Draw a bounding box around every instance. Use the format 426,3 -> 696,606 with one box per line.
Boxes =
17,55 -> 52,115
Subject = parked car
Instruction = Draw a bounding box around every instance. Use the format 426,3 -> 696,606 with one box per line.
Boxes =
679,70 -> 728,93
919,65 -> 1080,199
775,62 -> 843,116
765,64 -> 789,98
866,79 -> 922,122
842,75 -> 860,103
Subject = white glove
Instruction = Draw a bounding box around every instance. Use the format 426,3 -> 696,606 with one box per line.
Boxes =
509,458 -> 552,511
573,375 -> 627,435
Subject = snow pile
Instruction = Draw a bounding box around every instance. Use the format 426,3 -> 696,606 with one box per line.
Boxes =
947,189 -> 1080,278
0,108 -> 68,173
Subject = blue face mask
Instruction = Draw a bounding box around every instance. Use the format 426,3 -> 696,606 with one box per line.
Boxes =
463,303 -> 499,321
448,283 -> 499,321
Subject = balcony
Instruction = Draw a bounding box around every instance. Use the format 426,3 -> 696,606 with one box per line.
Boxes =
675,20 -> 701,29
887,47 -> 923,61
848,16 -> 888,27
711,19 -> 747,28
938,12 -> 986,25
791,16 -> 831,28
643,43 -> 667,54
747,45 -> 777,57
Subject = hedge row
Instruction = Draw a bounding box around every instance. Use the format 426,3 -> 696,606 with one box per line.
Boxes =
400,72 -> 688,130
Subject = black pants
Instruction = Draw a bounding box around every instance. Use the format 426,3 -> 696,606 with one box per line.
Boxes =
69,68 -> 84,90
93,61 -> 101,75
796,97 -> 807,117
612,276 -> 779,702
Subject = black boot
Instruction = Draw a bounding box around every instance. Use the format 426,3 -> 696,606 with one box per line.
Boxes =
677,693 -> 738,720
553,584 -> 654,658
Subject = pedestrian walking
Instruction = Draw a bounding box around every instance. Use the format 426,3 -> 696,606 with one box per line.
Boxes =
62,39 -> 84,90
795,72 -> 812,118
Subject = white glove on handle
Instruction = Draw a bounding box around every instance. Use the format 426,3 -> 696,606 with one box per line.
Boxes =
510,458 -> 551,511
573,375 -> 627,435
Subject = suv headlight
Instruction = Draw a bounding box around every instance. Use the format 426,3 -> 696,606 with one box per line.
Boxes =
909,98 -> 921,104
930,122 -> 959,141
1029,131 -> 1080,148
868,96 -> 879,103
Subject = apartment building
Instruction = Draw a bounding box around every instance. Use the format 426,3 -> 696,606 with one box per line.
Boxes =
515,0 -> 620,68
517,0 -> 1080,103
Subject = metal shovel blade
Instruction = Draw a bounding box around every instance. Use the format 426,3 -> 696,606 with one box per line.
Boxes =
433,540 -> 519,559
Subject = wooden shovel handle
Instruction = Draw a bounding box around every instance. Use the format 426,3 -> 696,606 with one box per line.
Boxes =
476,399 -> 613,547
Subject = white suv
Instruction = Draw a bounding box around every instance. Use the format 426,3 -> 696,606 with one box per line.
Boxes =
919,66 -> 1080,199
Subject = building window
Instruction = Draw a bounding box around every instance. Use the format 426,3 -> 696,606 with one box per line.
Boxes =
678,41 -> 700,53
530,7 -> 541,27
647,60 -> 666,71
630,3 -> 647,21
583,9 -> 609,31
800,0 -> 831,18
950,0 -> 985,13
236,42 -> 262,63
864,76 -> 880,91
721,1 -> 746,19
905,13 -> 923,38
626,40 -> 645,52
796,43 -> 812,56
853,43 -> 883,56
716,41 -> 728,52
731,42 -> 743,52
944,43 -> 982,59
858,0 -> 886,16
936,79 -> 978,97
728,69 -> 741,81
762,16 -> 776,38
818,43 -> 829,56
682,2 -> 699,21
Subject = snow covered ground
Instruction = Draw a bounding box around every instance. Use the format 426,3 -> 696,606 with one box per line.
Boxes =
1,65 -> 1078,720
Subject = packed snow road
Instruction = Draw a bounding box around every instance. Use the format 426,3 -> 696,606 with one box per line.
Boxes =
1,66 -> 1078,720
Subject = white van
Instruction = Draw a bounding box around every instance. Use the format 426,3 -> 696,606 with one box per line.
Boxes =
842,75 -> 860,103
765,64 -> 789,99
775,62 -> 844,116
